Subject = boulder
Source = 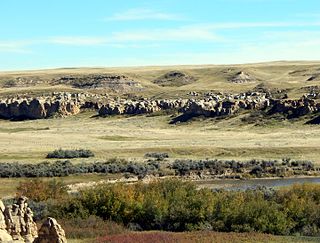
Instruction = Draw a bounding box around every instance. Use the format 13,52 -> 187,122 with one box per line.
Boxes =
33,218 -> 67,243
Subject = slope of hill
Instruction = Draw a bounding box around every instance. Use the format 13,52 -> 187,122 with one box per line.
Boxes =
1,61 -> 320,99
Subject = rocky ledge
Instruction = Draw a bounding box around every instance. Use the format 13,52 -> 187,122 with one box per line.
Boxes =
0,92 -> 104,120
1,90 -> 320,122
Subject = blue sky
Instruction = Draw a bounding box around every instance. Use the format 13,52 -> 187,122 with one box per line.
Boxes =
0,0 -> 320,70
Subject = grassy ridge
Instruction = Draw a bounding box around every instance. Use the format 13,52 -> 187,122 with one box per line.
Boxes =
1,61 -> 320,98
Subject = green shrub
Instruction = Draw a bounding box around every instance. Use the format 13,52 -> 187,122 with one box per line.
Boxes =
48,181 -> 320,236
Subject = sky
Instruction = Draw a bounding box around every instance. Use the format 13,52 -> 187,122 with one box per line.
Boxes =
0,0 -> 320,71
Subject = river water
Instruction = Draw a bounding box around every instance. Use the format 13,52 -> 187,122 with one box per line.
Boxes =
196,177 -> 320,190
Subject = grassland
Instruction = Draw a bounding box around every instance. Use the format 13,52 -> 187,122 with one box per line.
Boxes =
0,110 -> 319,164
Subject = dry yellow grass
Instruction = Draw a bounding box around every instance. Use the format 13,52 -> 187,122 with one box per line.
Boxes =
0,110 -> 319,164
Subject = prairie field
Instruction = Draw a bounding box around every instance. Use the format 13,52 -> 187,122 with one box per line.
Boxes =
0,110 -> 319,163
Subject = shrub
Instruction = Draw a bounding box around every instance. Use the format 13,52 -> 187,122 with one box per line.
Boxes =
145,152 -> 169,161
46,149 -> 94,159
16,178 -> 68,202
0,160 -> 161,178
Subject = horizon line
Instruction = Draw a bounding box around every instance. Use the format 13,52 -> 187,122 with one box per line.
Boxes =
1,59 -> 320,73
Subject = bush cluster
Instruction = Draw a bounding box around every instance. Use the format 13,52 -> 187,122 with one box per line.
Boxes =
46,149 -> 94,159
171,158 -> 316,177
144,152 -> 169,161
50,180 -> 320,236
0,160 -> 160,178
0,158 -> 317,179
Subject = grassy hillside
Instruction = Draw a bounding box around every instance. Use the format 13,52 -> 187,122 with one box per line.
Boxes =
0,61 -> 320,98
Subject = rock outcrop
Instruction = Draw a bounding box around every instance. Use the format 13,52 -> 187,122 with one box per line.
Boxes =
98,92 -> 269,118
229,71 -> 257,83
268,97 -> 320,118
2,89 -> 320,122
33,218 -> 66,243
0,199 -> 13,242
97,91 -> 320,123
0,198 -> 66,243
0,98 -> 80,120
182,93 -> 269,117
0,92 -> 103,120
99,98 -> 188,116
54,74 -> 143,92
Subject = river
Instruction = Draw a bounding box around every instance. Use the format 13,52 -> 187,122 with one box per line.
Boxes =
196,177 -> 320,190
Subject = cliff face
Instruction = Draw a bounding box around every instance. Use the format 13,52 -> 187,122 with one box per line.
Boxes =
0,90 -> 319,122
0,93 -> 82,120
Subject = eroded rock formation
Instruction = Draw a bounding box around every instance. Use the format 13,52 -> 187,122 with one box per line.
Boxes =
0,92 -> 102,120
98,98 -> 188,116
33,218 -> 66,243
268,97 -> 320,118
1,89 -> 320,122
0,198 -> 66,243
0,197 -> 38,242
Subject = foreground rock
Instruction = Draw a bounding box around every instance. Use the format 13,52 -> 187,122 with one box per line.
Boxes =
33,218 -> 66,243
0,196 -> 37,242
0,197 -> 66,243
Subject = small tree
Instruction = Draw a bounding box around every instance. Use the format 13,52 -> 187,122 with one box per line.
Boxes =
16,178 -> 68,202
